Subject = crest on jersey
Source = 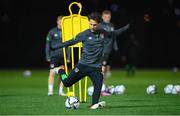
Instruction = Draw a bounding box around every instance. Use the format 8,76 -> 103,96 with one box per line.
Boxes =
54,33 -> 58,37
88,37 -> 92,40
75,67 -> 79,73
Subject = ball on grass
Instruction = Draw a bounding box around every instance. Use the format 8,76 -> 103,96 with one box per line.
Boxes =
23,70 -> 32,77
172,85 -> 180,94
114,85 -> 126,95
164,84 -> 174,94
65,97 -> 80,109
106,85 -> 115,94
146,85 -> 156,95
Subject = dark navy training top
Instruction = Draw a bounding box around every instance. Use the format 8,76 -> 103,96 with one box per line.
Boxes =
59,24 -> 129,68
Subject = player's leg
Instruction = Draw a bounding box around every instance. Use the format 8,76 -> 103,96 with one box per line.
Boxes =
56,58 -> 66,96
102,60 -> 107,78
48,69 -> 55,96
88,70 -> 106,109
102,65 -> 107,77
105,51 -> 113,78
55,63 -> 87,87
106,65 -> 111,78
58,77 -> 66,96
88,70 -> 104,106
128,57 -> 137,77
101,55 -> 108,91
125,56 -> 136,77
101,65 -> 111,96
48,57 -> 58,96
48,57 -> 65,96
101,54 -> 112,96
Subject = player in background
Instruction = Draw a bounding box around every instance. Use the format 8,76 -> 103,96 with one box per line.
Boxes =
100,10 -> 119,96
46,16 -> 70,96
53,12 -> 130,109
121,33 -> 140,77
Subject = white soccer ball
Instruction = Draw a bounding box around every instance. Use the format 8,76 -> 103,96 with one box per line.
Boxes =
106,85 -> 115,94
87,86 -> 94,96
172,85 -> 180,94
114,85 -> 126,95
164,84 -> 174,94
146,85 -> 156,94
65,97 -> 80,109
23,70 -> 32,77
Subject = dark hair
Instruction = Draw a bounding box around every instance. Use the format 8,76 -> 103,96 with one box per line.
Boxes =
102,10 -> 111,15
88,12 -> 102,23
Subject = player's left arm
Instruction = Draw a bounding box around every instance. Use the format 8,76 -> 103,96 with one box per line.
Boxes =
112,24 -> 130,35
45,32 -> 53,62
103,24 -> 130,37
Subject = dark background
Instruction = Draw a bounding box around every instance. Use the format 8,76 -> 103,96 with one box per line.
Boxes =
1,0 -> 180,68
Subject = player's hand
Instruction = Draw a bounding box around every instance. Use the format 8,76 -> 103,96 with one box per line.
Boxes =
125,23 -> 130,30
127,24 -> 130,28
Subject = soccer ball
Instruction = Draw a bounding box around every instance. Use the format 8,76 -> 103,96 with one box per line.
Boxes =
114,85 -> 126,95
146,85 -> 156,94
65,97 -> 80,109
87,86 -> 94,96
164,84 -> 174,94
106,85 -> 115,94
172,85 -> 180,94
23,70 -> 31,77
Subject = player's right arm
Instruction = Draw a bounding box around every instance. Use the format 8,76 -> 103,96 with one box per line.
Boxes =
45,32 -> 52,62
56,33 -> 84,49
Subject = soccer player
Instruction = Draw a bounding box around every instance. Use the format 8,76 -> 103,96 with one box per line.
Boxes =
46,16 -> 66,96
100,10 -> 119,96
54,12 -> 130,109
121,33 -> 139,77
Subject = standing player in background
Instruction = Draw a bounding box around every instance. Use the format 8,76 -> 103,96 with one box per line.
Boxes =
121,33 -> 140,77
100,10 -> 119,96
46,16 -> 67,96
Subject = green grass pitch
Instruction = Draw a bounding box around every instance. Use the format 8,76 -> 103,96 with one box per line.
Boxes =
0,69 -> 180,115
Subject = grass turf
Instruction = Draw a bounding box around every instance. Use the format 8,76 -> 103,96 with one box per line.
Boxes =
0,69 -> 180,115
